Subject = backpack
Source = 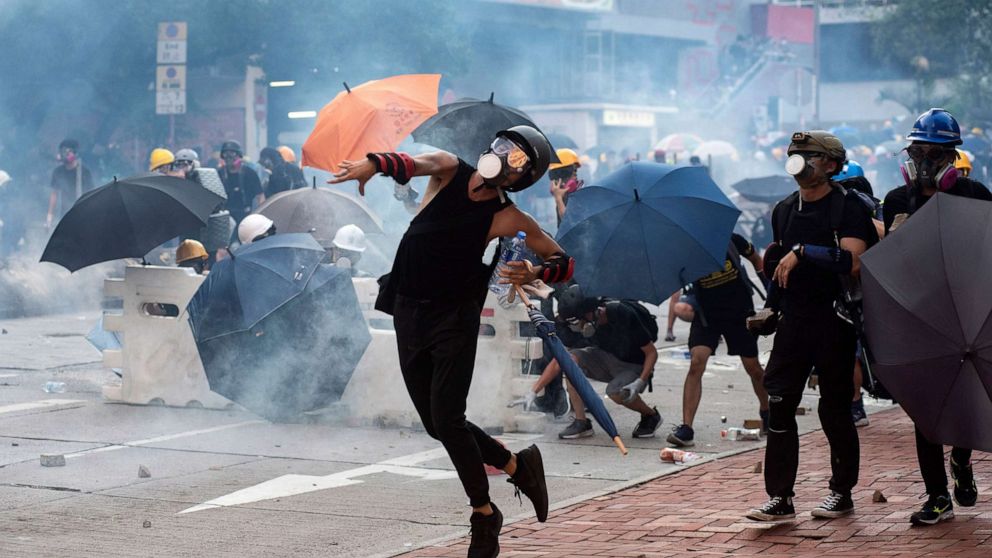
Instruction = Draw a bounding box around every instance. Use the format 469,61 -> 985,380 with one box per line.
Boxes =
771,183 -> 880,250
614,300 -> 659,343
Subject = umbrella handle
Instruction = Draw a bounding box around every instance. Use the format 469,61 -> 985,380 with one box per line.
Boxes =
513,284 -> 537,309
613,436 -> 628,456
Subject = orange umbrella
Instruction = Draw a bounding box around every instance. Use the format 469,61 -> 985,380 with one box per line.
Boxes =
302,74 -> 440,172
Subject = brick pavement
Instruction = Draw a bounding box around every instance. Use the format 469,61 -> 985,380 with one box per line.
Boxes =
403,407 -> 991,557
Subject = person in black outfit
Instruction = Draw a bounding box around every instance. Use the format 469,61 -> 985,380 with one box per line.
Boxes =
330,126 -> 575,558
747,130 -> 872,522
882,108 -> 990,526
47,138 -> 94,226
217,140 -> 263,223
667,233 -> 769,448
259,146 -> 302,196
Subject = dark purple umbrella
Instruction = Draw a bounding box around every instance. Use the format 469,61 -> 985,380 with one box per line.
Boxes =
862,193 -> 992,452
518,288 -> 627,455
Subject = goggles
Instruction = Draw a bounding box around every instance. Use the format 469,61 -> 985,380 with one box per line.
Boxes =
490,136 -> 529,169
906,144 -> 954,162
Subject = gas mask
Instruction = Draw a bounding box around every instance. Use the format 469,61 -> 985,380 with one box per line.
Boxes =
60,149 -> 77,165
901,144 -> 957,191
477,136 -> 529,189
785,153 -> 821,181
222,151 -> 242,171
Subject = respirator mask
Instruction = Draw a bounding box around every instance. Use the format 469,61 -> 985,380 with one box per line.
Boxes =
785,153 -> 820,180
901,144 -> 957,191
477,136 -> 529,188
566,317 -> 597,338
221,151 -> 242,171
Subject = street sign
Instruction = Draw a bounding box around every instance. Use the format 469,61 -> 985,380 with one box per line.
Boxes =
156,65 -> 186,115
157,21 -> 188,64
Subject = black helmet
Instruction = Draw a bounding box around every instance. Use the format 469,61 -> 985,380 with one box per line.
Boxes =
558,285 -> 599,320
220,140 -> 243,156
496,125 -> 553,192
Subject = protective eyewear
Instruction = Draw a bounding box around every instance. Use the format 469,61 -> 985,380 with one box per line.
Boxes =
906,144 -> 953,162
548,167 -> 575,182
173,160 -> 195,169
490,137 -> 530,169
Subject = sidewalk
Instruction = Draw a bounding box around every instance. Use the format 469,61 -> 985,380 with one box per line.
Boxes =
403,407 -> 991,557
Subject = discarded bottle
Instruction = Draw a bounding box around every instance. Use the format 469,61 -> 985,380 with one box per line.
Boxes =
489,231 -> 529,308
662,348 -> 691,360
42,381 -> 66,394
660,447 -> 700,463
721,427 -> 761,441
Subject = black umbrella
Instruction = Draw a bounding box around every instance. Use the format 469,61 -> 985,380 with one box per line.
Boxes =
188,237 -> 370,421
546,132 -> 578,150
412,93 -> 559,163
41,174 -> 224,272
862,194 -> 992,452
730,175 -> 796,204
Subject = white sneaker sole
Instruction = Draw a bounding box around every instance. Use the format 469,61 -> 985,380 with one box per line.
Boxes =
666,435 -> 695,447
559,429 -> 594,440
911,509 -> 954,525
811,506 -> 854,519
746,510 -> 796,521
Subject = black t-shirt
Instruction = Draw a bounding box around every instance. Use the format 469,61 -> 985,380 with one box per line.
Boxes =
694,233 -> 755,315
265,163 -> 294,196
772,188 -> 872,316
882,178 -> 992,233
49,164 -> 94,216
590,301 -> 653,365
219,166 -> 263,222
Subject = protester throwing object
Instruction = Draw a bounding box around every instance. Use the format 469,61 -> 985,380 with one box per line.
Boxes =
330,125 -> 573,558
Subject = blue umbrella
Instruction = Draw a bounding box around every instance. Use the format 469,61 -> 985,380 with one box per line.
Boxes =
188,233 -> 325,341
557,162 -> 740,303
519,289 -> 627,455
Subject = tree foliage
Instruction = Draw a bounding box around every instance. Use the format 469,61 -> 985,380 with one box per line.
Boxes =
871,0 -> 992,122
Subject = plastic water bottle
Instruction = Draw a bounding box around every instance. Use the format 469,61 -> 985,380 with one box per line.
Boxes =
660,447 -> 700,463
42,381 -> 67,394
489,231 -> 528,308
721,427 -> 761,441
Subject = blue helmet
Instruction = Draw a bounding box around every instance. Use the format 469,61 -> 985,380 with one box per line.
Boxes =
906,108 -> 963,145
833,160 -> 864,181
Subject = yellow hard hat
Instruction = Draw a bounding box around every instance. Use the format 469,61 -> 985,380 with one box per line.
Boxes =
149,148 -> 175,172
955,149 -> 972,177
176,239 -> 208,264
549,148 -> 581,171
277,145 -> 296,163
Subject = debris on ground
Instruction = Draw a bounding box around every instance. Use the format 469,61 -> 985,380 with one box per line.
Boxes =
138,465 -> 151,478
872,489 -> 887,503
40,454 -> 65,467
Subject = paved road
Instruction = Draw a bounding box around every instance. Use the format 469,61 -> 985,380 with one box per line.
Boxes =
0,312 -> 893,557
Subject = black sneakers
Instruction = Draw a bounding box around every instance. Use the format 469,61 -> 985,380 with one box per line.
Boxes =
507,445 -> 549,522
910,494 -> 954,526
811,491 -> 854,518
746,496 -> 796,521
468,503 -> 503,558
632,407 -> 663,438
559,418 -> 593,439
951,457 -> 978,507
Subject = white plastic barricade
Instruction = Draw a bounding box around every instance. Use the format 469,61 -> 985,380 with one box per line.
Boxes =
101,265 -> 231,409
341,278 -> 543,432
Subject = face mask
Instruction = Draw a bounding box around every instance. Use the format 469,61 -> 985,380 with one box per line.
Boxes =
477,136 -> 529,188
62,151 -> 77,165
785,153 -> 815,179
581,321 -> 597,338
564,177 -> 583,193
901,157 -> 957,192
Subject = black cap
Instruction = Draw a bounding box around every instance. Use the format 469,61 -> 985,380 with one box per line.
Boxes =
220,140 -> 243,155
59,139 -> 79,151
558,285 -> 600,320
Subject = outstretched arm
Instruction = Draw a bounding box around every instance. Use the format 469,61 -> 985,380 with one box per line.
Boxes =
328,151 -> 458,196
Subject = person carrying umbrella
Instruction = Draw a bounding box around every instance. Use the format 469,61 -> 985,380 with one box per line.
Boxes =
747,130 -> 874,522
881,108 -> 992,526
667,233 -> 769,448
549,285 -> 662,441
329,125 -> 574,558
329,224 -> 371,277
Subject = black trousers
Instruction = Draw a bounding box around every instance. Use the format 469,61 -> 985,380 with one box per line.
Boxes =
915,427 -> 972,497
393,294 -> 512,508
762,311 -> 860,498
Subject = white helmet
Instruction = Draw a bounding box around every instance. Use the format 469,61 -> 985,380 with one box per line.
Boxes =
238,214 -> 274,245
175,148 -> 200,166
331,224 -> 367,252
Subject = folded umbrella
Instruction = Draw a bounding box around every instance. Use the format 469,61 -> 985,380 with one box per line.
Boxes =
255,184 -> 383,248
187,233 -> 326,342
518,289 -> 626,455
190,260 -> 371,421
41,174 -> 224,272
730,175 -> 796,204
412,93 -> 559,163
301,74 -> 440,172
557,162 -> 740,303
862,194 -> 992,452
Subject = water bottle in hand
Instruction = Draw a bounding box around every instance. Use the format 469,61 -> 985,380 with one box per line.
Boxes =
489,231 -> 528,308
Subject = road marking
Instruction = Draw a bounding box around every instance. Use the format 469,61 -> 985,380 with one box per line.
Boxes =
0,374 -> 19,378
66,420 -> 264,460
179,433 -> 541,514
0,399 -> 86,415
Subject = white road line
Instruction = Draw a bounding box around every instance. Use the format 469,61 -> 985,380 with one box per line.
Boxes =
0,374 -> 20,378
66,420 -> 264,460
0,399 -> 86,415
179,432 -> 541,514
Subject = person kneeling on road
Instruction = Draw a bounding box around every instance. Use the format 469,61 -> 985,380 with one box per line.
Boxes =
555,285 -> 662,440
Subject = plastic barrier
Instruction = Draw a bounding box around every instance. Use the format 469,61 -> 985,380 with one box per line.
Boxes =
101,265 -> 231,409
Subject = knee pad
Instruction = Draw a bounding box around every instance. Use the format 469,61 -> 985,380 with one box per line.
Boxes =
767,393 -> 802,433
